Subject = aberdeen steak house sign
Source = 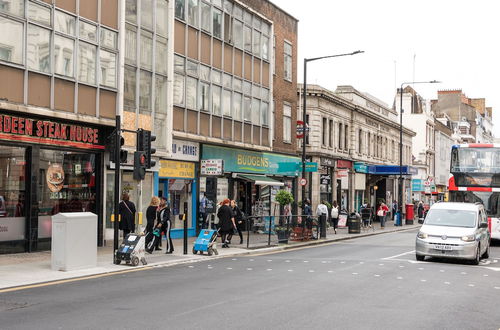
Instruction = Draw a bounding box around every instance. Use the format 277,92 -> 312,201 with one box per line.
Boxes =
0,114 -> 106,150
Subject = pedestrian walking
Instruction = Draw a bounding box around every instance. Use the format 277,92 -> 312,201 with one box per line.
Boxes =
417,201 -> 425,223
316,200 -> 328,236
145,196 -> 161,251
218,199 -> 236,248
330,200 -> 339,234
303,199 -> 312,229
377,202 -> 389,228
231,200 -> 244,244
159,197 -> 174,254
199,192 -> 208,229
119,193 -> 136,238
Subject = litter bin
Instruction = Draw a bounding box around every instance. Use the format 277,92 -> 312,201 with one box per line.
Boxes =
394,211 -> 402,226
405,204 -> 414,225
348,212 -> 361,234
52,212 -> 97,271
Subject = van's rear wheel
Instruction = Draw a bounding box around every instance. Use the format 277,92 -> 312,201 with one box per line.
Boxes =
416,254 -> 425,261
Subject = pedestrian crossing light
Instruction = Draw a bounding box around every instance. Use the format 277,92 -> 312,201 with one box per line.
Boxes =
108,133 -> 128,164
137,129 -> 156,169
133,151 -> 147,180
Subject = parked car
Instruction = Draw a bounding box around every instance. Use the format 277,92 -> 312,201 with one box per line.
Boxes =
415,202 -> 490,265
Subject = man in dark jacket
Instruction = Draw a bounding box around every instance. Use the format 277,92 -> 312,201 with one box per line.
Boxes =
119,193 -> 136,238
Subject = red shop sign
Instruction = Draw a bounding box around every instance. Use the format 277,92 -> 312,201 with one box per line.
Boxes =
336,159 -> 352,169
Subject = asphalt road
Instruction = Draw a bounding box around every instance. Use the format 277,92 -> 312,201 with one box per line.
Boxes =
2,228 -> 500,330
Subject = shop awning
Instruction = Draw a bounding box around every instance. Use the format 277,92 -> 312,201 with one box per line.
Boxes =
235,174 -> 284,186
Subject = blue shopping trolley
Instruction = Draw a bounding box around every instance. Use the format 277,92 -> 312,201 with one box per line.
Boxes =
192,229 -> 219,256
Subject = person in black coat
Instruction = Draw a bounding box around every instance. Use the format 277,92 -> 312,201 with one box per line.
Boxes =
159,197 -> 174,254
119,193 -> 136,238
231,200 -> 244,244
145,196 -> 161,251
218,198 -> 236,248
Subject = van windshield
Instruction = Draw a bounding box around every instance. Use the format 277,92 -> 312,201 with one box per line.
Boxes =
424,209 -> 477,228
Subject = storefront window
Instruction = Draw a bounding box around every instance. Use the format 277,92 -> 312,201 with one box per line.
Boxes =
37,150 -> 97,239
0,146 -> 26,242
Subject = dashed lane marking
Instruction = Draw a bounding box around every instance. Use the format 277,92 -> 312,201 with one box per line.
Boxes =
246,268 -> 253,271
288,269 -> 293,272
374,274 -> 380,277
382,250 -> 415,260
420,279 -> 427,282
352,272 -> 358,275
266,269 -> 272,271
328,271 -> 334,273
468,284 -> 475,287
309,270 -> 315,273
397,277 -> 403,280
226,268 -> 232,270
188,266 -> 194,268
444,282 -> 451,285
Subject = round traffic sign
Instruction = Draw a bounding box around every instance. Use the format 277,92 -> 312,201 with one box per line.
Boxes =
299,178 -> 307,186
296,120 -> 309,139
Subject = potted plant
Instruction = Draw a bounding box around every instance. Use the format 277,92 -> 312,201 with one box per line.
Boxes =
274,190 -> 294,243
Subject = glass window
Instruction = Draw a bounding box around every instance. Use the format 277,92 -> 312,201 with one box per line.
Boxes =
212,0 -> 221,7
124,66 -> 136,110
100,49 -> 116,88
252,98 -> 260,125
223,13 -> 231,43
126,0 -> 137,24
283,103 -> 291,142
141,0 -> 153,30
28,1 -> 51,26
261,102 -> 269,126
243,25 -> 252,53
79,20 -> 97,42
200,64 -> 210,81
154,112 -> 167,150
187,60 -> 198,77
175,0 -> 185,20
0,17 -> 23,64
55,10 -> 76,36
54,35 -> 74,77
212,70 -> 221,84
253,30 -> 261,57
243,10 -> 252,25
223,73 -> 231,89
101,28 -> 118,50
262,35 -> 269,61
233,5 -> 243,19
140,30 -> 153,70
223,0 -> 232,13
139,70 -> 152,113
156,0 -> 168,36
284,41 -> 292,81
186,76 -> 197,109
233,78 -> 242,92
233,19 -> 243,49
188,0 -> 199,27
200,1 -> 211,32
156,36 -> 168,75
78,42 -> 96,84
212,8 -> 222,39
173,73 -> 185,106
199,81 -> 209,112
243,81 -> 251,95
253,16 -> 261,30
0,0 -> 24,17
233,92 -> 242,120
155,75 -> 168,114
262,22 -> 270,36
212,85 -> 221,115
223,89 -> 231,116
174,54 -> 185,72
261,88 -> 269,101
243,96 -> 251,122
125,25 -> 137,64
27,24 -> 51,73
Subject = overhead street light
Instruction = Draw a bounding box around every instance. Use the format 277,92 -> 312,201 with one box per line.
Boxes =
398,80 -> 441,225
301,50 -> 364,224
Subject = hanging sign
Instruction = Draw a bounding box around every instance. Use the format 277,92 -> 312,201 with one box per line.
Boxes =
201,159 -> 223,175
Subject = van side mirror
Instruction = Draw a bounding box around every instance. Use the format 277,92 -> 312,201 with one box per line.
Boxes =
479,222 -> 488,229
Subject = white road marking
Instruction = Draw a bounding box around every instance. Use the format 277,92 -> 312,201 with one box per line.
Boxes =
309,270 -> 315,273
232,258 -> 237,261
352,272 -> 358,275
340,261 -> 346,264
321,261 -> 327,264
482,267 -> 500,272
267,260 -> 272,262
359,262 -> 365,264
397,276 -> 403,280
494,287 -> 500,290
328,270 -> 334,273
303,260 -> 309,263
379,263 -> 384,266
468,284 -> 475,287
247,268 -> 253,271
188,266 -> 194,268
288,269 -> 293,272
266,269 -> 272,271
226,267 -> 232,270
285,260 -> 291,263
249,259 -> 254,262
444,282 -> 451,285
382,250 -> 415,260
418,268 -> 424,270
399,265 -> 405,268
484,274 -> 489,277
461,272 -> 467,275
208,267 -> 213,269
374,274 -> 380,277
440,270 -> 445,273
421,279 -> 427,282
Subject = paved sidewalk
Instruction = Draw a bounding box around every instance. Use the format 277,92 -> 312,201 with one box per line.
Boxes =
0,220 -> 420,291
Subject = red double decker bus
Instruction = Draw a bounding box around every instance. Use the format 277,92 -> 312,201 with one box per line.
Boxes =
449,143 -> 500,240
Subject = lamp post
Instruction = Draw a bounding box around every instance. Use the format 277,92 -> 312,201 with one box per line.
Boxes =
301,51 -> 364,213
398,80 -> 440,225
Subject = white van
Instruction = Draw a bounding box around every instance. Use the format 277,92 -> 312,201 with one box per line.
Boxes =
415,202 -> 490,265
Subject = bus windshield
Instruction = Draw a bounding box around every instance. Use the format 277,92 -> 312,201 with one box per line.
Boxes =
451,147 -> 500,174
449,191 -> 500,217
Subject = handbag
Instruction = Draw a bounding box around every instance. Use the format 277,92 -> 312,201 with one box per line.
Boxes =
377,209 -> 384,217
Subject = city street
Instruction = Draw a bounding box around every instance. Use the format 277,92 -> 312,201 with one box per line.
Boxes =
1,228 -> 500,330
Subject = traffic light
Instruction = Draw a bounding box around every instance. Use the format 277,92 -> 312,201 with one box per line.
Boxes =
133,151 -> 146,180
137,129 -> 156,169
108,132 -> 127,163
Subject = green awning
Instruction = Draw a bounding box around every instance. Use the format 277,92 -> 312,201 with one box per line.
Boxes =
236,174 -> 284,186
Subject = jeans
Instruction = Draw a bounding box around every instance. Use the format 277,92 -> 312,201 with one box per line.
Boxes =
378,215 -> 386,227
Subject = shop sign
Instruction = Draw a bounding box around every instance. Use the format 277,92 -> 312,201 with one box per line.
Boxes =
412,179 -> 423,192
336,160 -> 352,169
202,145 -> 300,176
159,160 -> 195,178
171,139 -> 199,161
0,114 -> 105,150
353,162 -> 368,173
320,157 -> 334,167
320,174 -> 331,185
201,159 -> 223,175
337,169 -> 349,178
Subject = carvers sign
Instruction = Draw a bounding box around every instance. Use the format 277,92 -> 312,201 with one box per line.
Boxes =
0,114 -> 104,149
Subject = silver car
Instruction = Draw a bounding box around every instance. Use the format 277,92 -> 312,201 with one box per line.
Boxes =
415,202 -> 490,264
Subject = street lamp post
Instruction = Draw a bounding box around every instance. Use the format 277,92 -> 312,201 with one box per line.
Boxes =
301,51 -> 364,225
398,80 -> 440,226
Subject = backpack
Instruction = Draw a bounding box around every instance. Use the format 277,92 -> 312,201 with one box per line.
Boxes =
331,207 -> 339,218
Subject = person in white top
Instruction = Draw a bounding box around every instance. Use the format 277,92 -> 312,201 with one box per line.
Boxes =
316,200 -> 328,217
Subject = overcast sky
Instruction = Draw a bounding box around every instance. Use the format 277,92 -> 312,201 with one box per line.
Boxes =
271,0 -> 500,137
